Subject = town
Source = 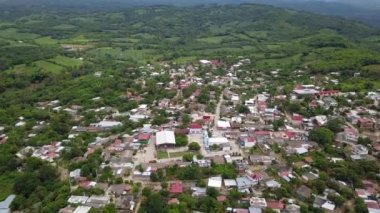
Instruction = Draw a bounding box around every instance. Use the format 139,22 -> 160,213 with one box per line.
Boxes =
1,56 -> 379,213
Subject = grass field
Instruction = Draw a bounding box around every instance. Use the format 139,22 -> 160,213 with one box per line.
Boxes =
197,36 -> 231,44
86,47 -> 156,63
35,36 -> 58,45
4,64 -> 39,75
49,56 -> 83,67
52,24 -> 77,30
157,150 -> 169,159
34,60 -> 64,73
0,28 -> 40,40
61,35 -> 92,44
0,174 -> 15,201
169,151 -> 198,158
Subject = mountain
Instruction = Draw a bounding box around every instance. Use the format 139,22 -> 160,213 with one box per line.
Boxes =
0,0 -> 380,26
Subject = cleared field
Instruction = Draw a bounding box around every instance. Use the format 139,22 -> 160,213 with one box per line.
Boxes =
0,28 -> 40,40
197,36 -> 231,44
86,47 -> 156,63
157,150 -> 169,159
35,37 -> 58,45
52,24 -> 77,30
34,60 -> 64,73
4,64 -> 39,74
61,35 -> 92,44
49,56 -> 83,67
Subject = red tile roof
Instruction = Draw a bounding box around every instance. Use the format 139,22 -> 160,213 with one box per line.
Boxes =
138,133 -> 151,141
266,200 -> 284,210
217,195 -> 227,202
189,123 -> 202,129
169,182 -> 183,194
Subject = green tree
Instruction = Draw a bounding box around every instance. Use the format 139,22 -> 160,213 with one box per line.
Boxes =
175,135 -> 188,147
355,198 -> 369,213
188,142 -> 200,151
182,153 -> 194,162
309,127 -> 334,146
326,119 -> 342,133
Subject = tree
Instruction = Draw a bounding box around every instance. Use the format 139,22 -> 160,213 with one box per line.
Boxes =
182,114 -> 191,126
188,142 -> 200,151
327,193 -> 345,207
175,135 -> 188,147
326,119 -> 342,133
182,153 -> 193,162
358,137 -> 372,146
206,187 -> 219,198
144,193 -> 168,213
103,204 -> 117,213
355,198 -> 369,213
309,127 -> 334,146
237,105 -> 250,114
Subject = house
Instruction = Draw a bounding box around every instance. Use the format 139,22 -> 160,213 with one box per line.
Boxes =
217,195 -> 227,202
302,172 -> 319,181
249,155 -> 276,165
266,200 -> 284,211
285,204 -> 301,213
250,197 -> 267,208
352,144 -> 369,156
86,195 -> 110,208
356,189 -> 370,199
224,179 -> 237,188
240,136 -> 257,148
109,184 -> 130,196
322,97 -> 338,109
169,182 -> 183,194
248,207 -> 262,213
292,114 -> 304,126
155,130 -> 176,148
236,176 -> 256,192
344,127 -> 359,142
365,200 -> 380,213
208,176 -> 222,189
137,133 -> 151,144
296,185 -> 312,200
209,137 -> 230,147
217,120 -> 231,130
189,123 -> 203,135
321,201 -> 335,213
254,131 -> 271,142
319,90 -> 339,97
68,196 -> 89,205
91,120 -> 122,130
265,180 -> 281,189
73,206 -> 91,213
168,198 -> 180,205
191,187 -> 207,197
358,118 -> 374,130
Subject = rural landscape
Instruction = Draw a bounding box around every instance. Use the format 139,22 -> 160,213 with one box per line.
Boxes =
0,1 -> 380,213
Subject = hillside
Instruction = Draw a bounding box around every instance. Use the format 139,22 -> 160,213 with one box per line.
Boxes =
1,4 -> 380,212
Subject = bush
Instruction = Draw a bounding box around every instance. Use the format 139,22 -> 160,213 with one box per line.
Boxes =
175,135 -> 188,147
188,142 -> 200,151
183,153 -> 194,162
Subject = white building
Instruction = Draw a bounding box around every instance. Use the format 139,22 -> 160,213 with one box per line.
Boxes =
93,121 -> 122,130
209,137 -> 229,146
73,206 -> 92,213
208,176 -> 222,188
155,130 -> 176,147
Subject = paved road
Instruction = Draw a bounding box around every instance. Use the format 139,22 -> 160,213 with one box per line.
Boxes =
211,91 -> 243,156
